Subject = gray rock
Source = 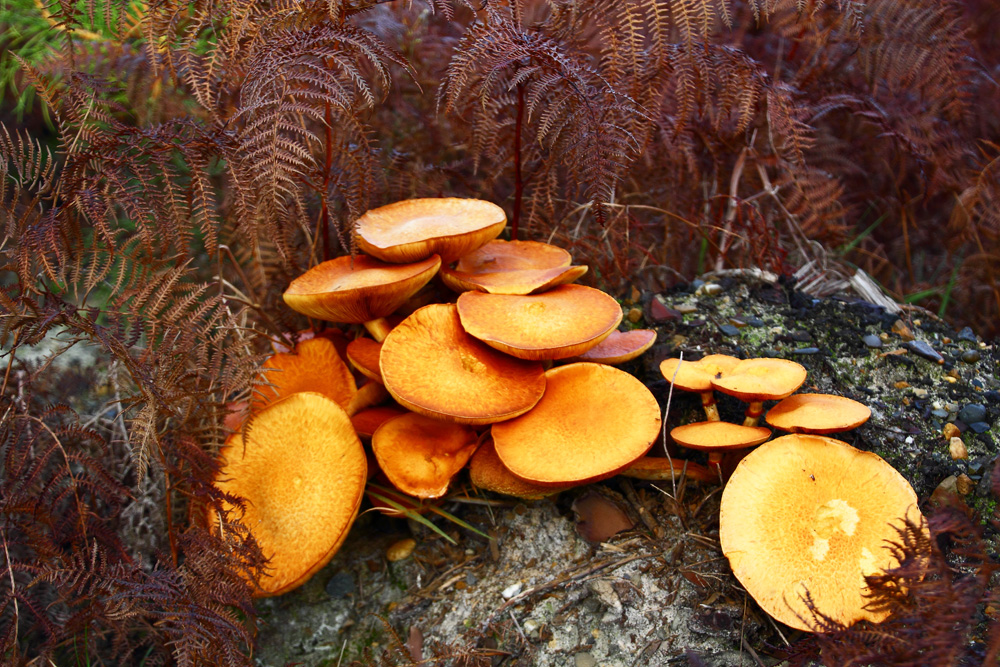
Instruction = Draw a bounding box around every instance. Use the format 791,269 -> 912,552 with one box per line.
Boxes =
959,404 -> 988,424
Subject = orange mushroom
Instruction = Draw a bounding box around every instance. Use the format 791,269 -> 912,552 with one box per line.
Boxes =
212,392 -> 367,597
492,363 -> 661,486
765,394 -> 871,434
283,254 -> 441,341
440,239 -> 587,295
660,354 -> 741,421
379,303 -> 546,424
720,434 -> 923,631
670,420 -> 772,472
371,412 -> 480,498
711,358 -> 807,426
619,456 -> 716,484
355,198 -> 506,264
345,337 -> 383,384
350,405 -> 407,439
573,329 -> 657,365
456,284 -> 623,360
252,337 -> 356,412
469,436 -> 569,500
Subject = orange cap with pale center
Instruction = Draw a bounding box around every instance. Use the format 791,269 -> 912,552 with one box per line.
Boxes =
213,392 -> 367,597
355,198 -> 506,263
457,284 -> 623,360
720,434 -> 922,631
380,303 -> 546,424
492,362 -> 661,485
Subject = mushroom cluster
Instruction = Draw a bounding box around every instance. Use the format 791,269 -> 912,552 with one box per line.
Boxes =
660,352 -> 923,633
215,197 -> 665,596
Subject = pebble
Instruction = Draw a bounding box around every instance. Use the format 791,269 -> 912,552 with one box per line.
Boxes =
956,473 -> 974,495
943,422 -> 961,439
575,653 -> 598,667
862,334 -> 883,349
961,350 -> 981,364
931,408 -> 950,418
627,307 -> 643,323
676,303 -> 698,314
793,347 -> 820,355
912,388 -> 928,399
325,571 -> 355,599
959,404 -> 987,424
502,582 -> 523,599
386,538 -> 417,562
697,283 -> 723,296
892,320 -> 915,341
746,316 -> 765,327
957,326 -> 978,343
646,296 -> 681,323
969,422 -> 991,434
788,331 -> 813,342
949,437 -> 968,460
904,340 -> 944,364
987,390 -> 1000,404
718,324 -> 741,337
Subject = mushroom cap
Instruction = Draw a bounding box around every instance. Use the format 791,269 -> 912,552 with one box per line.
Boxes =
252,337 -> 357,411
720,434 -> 922,631
345,337 -> 383,384
379,303 -> 546,424
766,394 -> 872,434
670,421 -> 772,452
355,198 -> 506,264
660,354 -> 741,392
619,456 -> 716,483
492,362 -> 661,485
573,329 -> 657,365
456,284 -> 623,360
283,254 -> 441,323
441,264 -> 588,295
469,436 -> 568,500
711,358 -> 807,401
350,405 -> 407,439
372,412 -> 480,498
214,392 -> 367,597
440,238 -> 585,295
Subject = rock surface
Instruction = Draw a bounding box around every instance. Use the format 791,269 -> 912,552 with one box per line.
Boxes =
255,274 -> 1000,666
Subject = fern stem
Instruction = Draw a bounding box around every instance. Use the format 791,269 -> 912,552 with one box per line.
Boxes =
511,83 -> 525,241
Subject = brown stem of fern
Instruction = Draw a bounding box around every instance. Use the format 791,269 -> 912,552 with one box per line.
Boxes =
321,102 -> 334,263
511,83 -> 525,241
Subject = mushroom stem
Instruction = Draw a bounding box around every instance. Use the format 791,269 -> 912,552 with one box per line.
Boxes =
700,392 -> 721,421
743,401 -> 765,427
364,318 -> 393,342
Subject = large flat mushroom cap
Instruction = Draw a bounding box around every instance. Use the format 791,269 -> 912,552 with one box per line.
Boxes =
670,421 -> 772,451
456,284 -> 623,360
355,198 -> 506,263
719,434 -> 922,631
711,357 -> 807,401
283,254 -> 441,323
660,354 -> 741,391
440,239 -> 586,295
453,239 -> 572,272
214,393 -> 367,597
492,362 -> 661,485
380,303 -> 546,424
765,394 -> 872,433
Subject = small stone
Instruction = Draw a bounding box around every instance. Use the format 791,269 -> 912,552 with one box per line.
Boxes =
961,350 -> 981,364
880,332 -> 890,342
729,317 -> 747,328
943,422 -> 961,439
894,381 -> 910,389
788,331 -> 813,342
945,402 -> 961,414
862,334 -> 883,349
575,653 -> 598,667
629,286 -> 641,304
793,347 -> 820,355
987,390 -> 1000,404
502,582 -> 523,599
646,295 -> 681,323
969,421 -> 991,434
627,307 -> 643,323
949,437 -> 968,460
931,409 -> 950,418
746,316 -> 765,327
691,279 -> 706,290
957,326 -> 978,343
912,388 -> 929,399
944,376 -> 957,384
904,340 -> 944,364
676,303 -> 698,314
386,538 -> 417,562
892,320 -> 915,341
696,283 -> 723,296
958,404 -> 987,424
718,324 -> 741,337
523,619 -> 540,634
325,571 -> 355,599
956,473 -> 974,495
931,475 -> 959,504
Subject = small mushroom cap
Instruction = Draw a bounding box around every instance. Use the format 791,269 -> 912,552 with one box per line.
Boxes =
380,303 -> 546,424
372,412 -> 480,498
355,198 -> 506,263
720,434 -> 922,631
660,354 -> 741,392
441,238 -> 584,295
492,362 -> 661,486
283,254 -> 441,323
711,358 -> 807,401
670,421 -> 772,451
619,456 -> 716,483
469,436 -> 568,499
252,338 -> 356,411
573,329 -> 657,365
441,264 -> 588,295
345,337 -> 383,384
213,393 -> 367,597
350,405 -> 407,439
766,394 -> 872,434
457,284 -> 623,360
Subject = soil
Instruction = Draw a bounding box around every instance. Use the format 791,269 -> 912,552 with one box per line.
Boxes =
253,273 -> 1000,667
